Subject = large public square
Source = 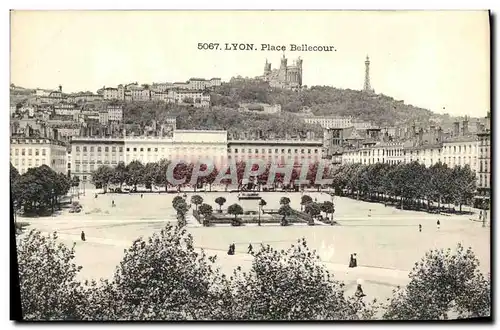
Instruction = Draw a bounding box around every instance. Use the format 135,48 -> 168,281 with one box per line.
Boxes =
18,188 -> 491,302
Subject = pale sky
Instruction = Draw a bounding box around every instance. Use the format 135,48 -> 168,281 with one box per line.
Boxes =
10,10 -> 490,117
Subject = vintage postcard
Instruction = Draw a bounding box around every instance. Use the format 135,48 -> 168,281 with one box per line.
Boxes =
10,10 -> 491,321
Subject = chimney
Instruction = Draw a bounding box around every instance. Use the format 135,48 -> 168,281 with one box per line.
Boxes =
476,121 -> 482,133
462,117 -> 469,135
436,127 -> 443,142
453,122 -> 460,136
430,125 -> 436,136
59,85 -> 62,92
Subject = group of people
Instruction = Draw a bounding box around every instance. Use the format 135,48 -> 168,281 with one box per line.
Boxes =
227,243 -> 236,255
227,243 -> 254,255
418,220 -> 441,232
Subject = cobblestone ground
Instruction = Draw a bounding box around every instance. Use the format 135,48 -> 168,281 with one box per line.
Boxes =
19,188 -> 491,303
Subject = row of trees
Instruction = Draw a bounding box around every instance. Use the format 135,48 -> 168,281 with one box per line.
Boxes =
91,160 -> 330,193
16,225 -> 491,320
330,162 -> 477,211
10,164 -> 77,216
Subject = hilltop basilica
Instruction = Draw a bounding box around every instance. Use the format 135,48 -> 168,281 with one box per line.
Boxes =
261,54 -> 303,90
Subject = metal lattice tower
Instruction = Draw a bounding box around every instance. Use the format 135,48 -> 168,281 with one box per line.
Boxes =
364,55 -> 374,94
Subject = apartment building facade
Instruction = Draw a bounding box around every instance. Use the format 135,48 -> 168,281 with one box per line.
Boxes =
10,137 -> 67,175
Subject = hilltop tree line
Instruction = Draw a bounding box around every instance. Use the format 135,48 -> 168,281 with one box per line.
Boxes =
91,160 -> 330,192
211,80 -> 435,127
330,162 -> 477,212
16,225 -> 490,320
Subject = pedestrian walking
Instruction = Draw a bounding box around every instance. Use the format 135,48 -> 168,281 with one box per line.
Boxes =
112,200 -> 115,207
437,219 -> 441,230
248,243 -> 253,254
141,194 -> 143,198
419,224 -> 422,232
355,284 -> 366,298
348,254 -> 355,268
81,231 -> 86,242
352,253 -> 358,267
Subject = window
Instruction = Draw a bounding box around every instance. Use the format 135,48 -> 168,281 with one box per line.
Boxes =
234,148 -> 238,153
261,149 -> 265,154
28,149 -> 32,156
268,149 -> 272,153
281,149 -> 285,153
154,148 -> 158,152
255,149 -> 258,154
241,149 -> 245,153
119,147 -> 123,152
35,149 -> 39,156
126,148 -> 130,152
105,147 -> 109,152
308,149 -> 311,154
90,146 -> 95,152
275,149 -> 278,153
112,147 -> 116,152
76,146 -> 80,152
83,147 -> 87,152
295,149 -> 298,153
301,149 -> 304,154
133,148 -> 137,152
248,149 -> 252,153
15,149 -> 19,156
147,148 -> 151,152
314,149 -> 318,154
288,149 -> 291,154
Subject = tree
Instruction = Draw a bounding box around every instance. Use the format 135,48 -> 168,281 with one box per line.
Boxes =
143,162 -> 158,191
305,202 -> 321,218
320,201 -> 335,222
280,197 -> 291,206
17,230 -> 86,320
383,243 -> 491,320
227,203 -> 243,226
91,165 -> 114,192
191,195 -> 203,211
111,161 -> 129,189
15,166 -> 70,216
198,203 -> 213,227
11,163 -> 20,211
126,160 -> 145,192
225,238 -> 376,320
10,162 -> 20,184
174,201 -> 189,227
278,204 -> 292,226
91,224 -> 225,320
215,197 -> 226,213
154,159 -> 170,192
300,195 -> 313,211
172,196 -> 185,210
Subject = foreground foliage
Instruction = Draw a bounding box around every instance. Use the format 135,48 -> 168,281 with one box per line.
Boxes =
16,226 -> 490,321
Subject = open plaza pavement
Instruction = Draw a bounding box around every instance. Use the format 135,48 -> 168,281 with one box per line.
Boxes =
17,187 -> 491,302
